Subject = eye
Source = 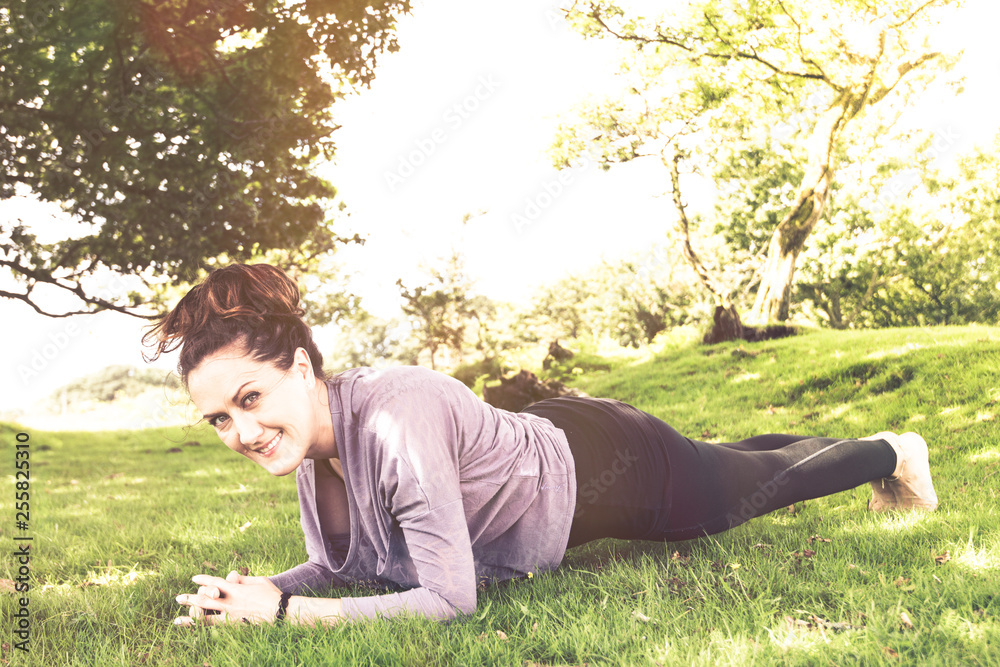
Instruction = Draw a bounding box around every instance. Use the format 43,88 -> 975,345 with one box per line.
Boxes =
241,391 -> 260,408
208,414 -> 229,428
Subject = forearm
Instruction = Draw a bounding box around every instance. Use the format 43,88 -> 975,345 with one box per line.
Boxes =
286,595 -> 346,627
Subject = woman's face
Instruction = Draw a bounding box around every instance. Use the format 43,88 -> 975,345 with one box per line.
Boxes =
187,344 -> 324,476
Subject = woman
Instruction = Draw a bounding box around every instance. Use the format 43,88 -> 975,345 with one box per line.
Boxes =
145,264 -> 938,628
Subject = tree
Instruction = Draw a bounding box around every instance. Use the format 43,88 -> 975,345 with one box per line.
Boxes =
1,0 -> 408,317
396,253 -> 489,371
554,0 -> 960,329
797,132 -> 1000,327
517,245 -> 709,348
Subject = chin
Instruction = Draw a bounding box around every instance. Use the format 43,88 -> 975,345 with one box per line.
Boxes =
263,459 -> 300,477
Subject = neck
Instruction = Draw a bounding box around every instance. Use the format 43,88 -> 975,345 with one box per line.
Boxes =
307,377 -> 338,460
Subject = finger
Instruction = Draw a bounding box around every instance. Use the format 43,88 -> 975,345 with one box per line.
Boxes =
197,585 -> 221,599
174,615 -> 195,627
176,593 -> 223,613
226,570 -> 241,583
192,574 -> 228,587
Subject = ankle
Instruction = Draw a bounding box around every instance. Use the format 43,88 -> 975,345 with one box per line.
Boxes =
862,432 -> 903,479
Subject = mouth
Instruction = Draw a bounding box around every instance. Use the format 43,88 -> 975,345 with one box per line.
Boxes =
253,431 -> 282,458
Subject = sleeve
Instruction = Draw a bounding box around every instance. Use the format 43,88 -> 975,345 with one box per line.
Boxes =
339,498 -> 477,622
340,371 -> 480,622
267,560 -> 345,596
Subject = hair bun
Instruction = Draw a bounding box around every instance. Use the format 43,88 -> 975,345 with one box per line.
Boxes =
201,263 -> 303,322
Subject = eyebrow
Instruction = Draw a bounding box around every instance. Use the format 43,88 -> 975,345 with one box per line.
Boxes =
202,381 -> 253,422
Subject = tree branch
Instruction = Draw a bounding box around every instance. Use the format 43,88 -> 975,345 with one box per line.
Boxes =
0,259 -> 157,318
774,0 -> 835,85
0,289 -> 99,318
889,0 -> 947,31
867,51 -> 941,105
666,146 -> 730,306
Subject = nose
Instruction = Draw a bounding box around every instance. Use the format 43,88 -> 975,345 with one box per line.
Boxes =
231,412 -> 264,448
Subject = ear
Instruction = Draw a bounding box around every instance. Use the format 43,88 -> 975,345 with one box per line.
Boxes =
291,347 -> 315,383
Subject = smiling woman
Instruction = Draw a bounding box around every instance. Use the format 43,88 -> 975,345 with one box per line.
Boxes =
142,263 -> 940,628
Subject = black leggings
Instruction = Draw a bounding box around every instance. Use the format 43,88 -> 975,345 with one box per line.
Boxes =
521,396 -> 897,549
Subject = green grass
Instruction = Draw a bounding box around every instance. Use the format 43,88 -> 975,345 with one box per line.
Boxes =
2,325 -> 999,666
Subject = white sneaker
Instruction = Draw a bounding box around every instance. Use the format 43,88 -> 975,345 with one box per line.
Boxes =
863,432 -> 938,512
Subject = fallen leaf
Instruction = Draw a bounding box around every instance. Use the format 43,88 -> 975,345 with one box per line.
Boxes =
900,611 -> 914,630
670,551 -> 690,565
807,535 -> 831,543
784,614 -> 862,634
496,630 -> 508,640
784,616 -> 810,631
893,576 -> 911,587
238,521 -> 252,533
239,566 -> 249,576
752,543 -> 771,550
934,551 -> 951,565
883,647 -> 899,658
631,609 -> 654,623
531,621 -> 539,634
105,472 -> 125,480
202,561 -> 217,572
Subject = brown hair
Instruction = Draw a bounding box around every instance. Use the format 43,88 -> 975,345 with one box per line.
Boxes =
143,264 -> 326,384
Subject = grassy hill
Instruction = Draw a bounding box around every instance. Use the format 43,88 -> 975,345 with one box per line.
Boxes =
0,325 -> 997,666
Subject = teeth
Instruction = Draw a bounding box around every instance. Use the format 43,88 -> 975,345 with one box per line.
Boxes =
257,432 -> 281,454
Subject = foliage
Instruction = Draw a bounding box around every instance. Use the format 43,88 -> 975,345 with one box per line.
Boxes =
517,244 -> 713,349
324,309 -> 404,375
45,364 -> 180,407
396,252 -> 499,371
795,131 -> 1000,327
0,0 -> 408,316
554,0 -> 962,323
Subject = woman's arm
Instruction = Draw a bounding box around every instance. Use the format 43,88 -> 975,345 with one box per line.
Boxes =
174,571 -> 347,626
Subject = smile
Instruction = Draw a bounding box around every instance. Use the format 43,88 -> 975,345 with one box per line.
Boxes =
254,431 -> 282,457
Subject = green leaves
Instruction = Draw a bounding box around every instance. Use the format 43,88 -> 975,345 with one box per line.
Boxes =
1,0 -> 409,315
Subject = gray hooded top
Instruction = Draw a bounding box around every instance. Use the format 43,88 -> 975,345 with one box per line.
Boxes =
267,365 -> 576,622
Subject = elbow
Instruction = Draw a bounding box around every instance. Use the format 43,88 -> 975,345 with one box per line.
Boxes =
435,589 -> 477,622
451,590 -> 478,619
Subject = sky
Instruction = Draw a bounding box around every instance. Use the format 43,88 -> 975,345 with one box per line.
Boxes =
2,0 -> 999,416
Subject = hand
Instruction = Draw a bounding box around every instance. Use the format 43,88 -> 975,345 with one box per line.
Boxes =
174,570 -> 283,626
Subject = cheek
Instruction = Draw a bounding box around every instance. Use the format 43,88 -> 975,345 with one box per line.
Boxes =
217,430 -> 244,453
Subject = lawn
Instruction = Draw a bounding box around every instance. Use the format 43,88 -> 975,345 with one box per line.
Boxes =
2,325 -> 998,666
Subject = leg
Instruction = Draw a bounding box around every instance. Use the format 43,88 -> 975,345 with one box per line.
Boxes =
658,434 -> 897,541
524,397 -> 932,549
712,433 -> 817,452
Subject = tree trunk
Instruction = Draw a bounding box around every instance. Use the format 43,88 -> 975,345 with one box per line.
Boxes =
748,93 -> 854,324
667,148 -> 745,343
